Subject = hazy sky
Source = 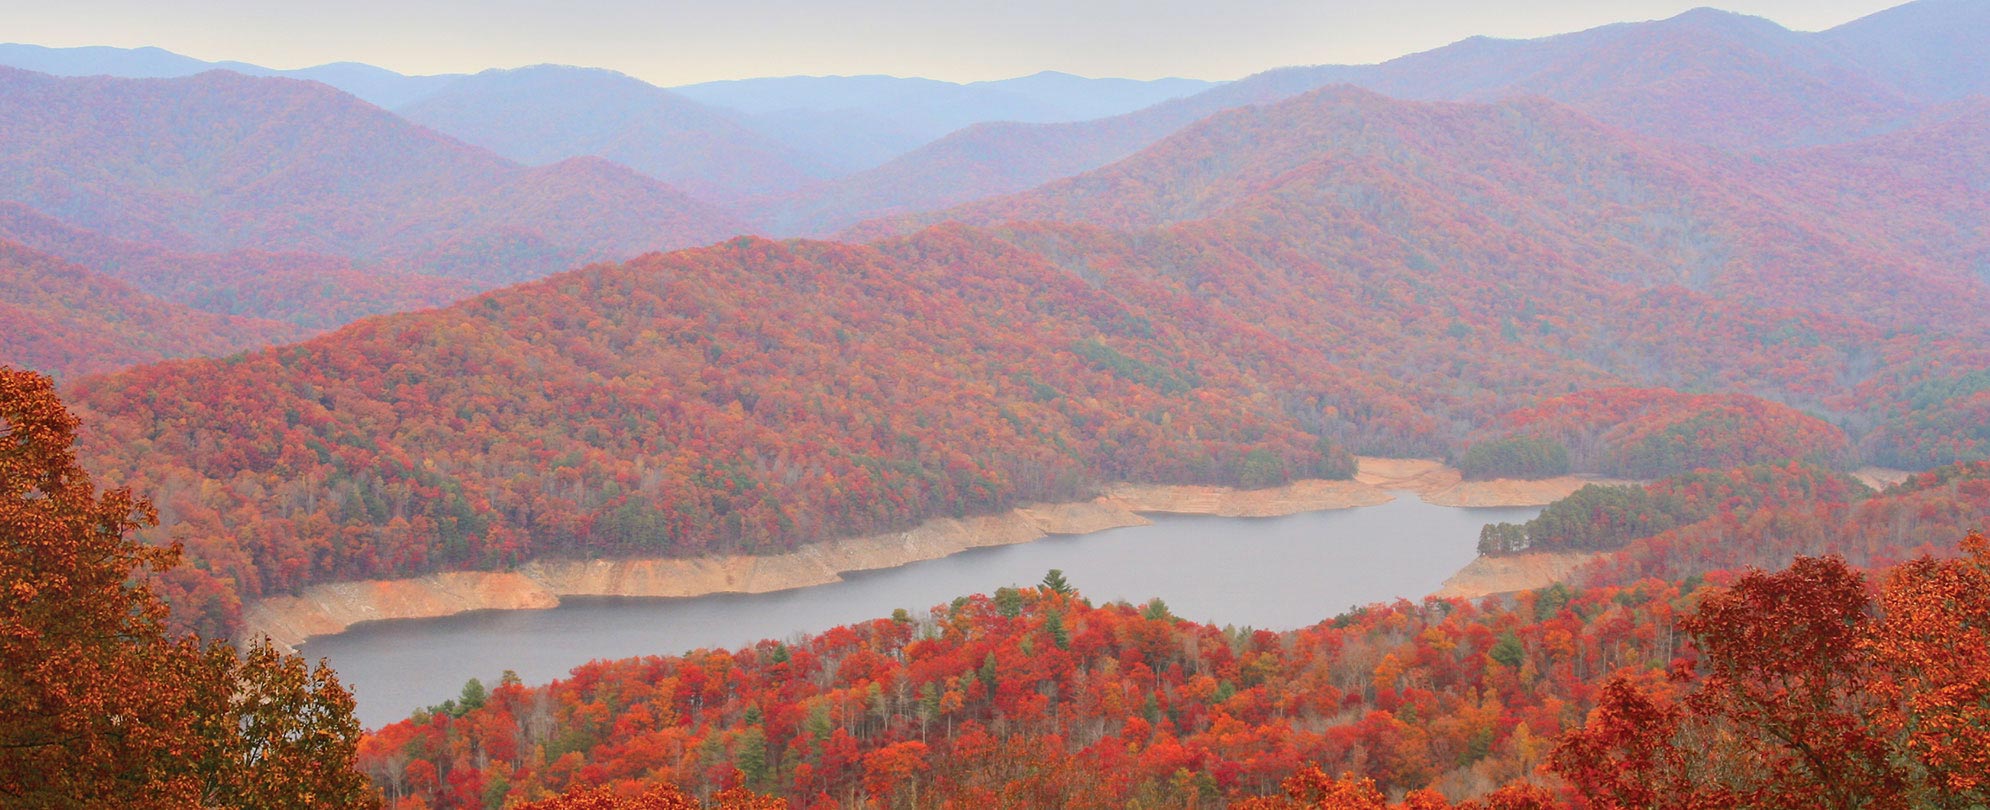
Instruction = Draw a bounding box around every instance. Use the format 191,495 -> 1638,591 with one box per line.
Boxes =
3,0 -> 1908,85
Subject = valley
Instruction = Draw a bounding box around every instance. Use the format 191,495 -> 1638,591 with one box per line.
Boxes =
4,1 -> 1990,807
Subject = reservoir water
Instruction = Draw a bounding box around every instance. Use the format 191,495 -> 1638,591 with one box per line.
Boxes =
306,495 -> 1540,727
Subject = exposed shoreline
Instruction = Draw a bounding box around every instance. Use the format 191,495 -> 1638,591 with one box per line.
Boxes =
1432,551 -> 1605,600
250,458 -> 1605,651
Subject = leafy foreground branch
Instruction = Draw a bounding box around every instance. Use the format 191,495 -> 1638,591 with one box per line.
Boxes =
0,367 -> 374,808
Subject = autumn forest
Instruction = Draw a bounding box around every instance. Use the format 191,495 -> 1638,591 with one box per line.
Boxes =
5,0 -> 1990,807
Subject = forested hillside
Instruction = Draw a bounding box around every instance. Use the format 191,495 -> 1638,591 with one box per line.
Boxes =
0,240 -> 300,377
0,202 -> 479,331
70,230 -> 1355,635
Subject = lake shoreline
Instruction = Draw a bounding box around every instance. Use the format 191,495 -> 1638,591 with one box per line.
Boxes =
249,458 -> 1609,651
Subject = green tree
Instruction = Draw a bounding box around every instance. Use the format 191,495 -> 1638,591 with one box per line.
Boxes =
1041,569 -> 1074,596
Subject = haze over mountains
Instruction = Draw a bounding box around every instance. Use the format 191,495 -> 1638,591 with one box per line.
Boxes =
1,1 -> 1987,628
0,0 -> 1969,638
11,2 -> 1990,805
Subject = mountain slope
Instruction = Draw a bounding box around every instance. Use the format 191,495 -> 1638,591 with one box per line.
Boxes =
0,239 -> 298,377
1820,0 -> 1990,101
396,66 -> 825,202
768,5 -> 1970,237
868,86 -> 1987,332
70,229 -> 1355,632
1348,8 -> 1918,149
761,66 -> 1352,234
0,67 -> 745,285
0,201 -> 477,330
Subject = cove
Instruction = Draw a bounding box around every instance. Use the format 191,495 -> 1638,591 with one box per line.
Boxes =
307,495 -> 1540,728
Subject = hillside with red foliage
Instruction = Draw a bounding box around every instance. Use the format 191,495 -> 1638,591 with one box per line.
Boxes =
68,230 -> 1356,635
0,239 -> 299,377
0,201 -> 477,331
1479,388 -> 1850,478
867,87 -> 1987,335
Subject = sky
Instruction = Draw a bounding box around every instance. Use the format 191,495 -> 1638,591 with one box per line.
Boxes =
0,0 -> 1909,85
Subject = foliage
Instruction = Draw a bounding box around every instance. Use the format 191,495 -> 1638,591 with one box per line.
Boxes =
0,366 -> 372,807
1553,540 -> 1990,809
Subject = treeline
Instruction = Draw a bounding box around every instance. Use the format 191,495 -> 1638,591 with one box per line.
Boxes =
361,571 -> 1691,808
1483,388 -> 1851,479
1479,462 -> 1874,556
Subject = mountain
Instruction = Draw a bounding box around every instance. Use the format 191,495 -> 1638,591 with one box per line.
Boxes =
1820,0 -> 1990,101
0,239 -> 298,377
0,43 -> 461,108
765,4 -> 1986,237
0,202 -> 477,330
395,65 -> 826,203
0,67 -> 745,286
864,86 -> 1988,332
675,71 -> 1215,122
674,71 -> 1217,173
759,66 -> 1352,234
1330,8 -> 1918,149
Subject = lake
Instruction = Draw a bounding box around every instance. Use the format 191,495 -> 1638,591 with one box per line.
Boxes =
305,495 -> 1540,727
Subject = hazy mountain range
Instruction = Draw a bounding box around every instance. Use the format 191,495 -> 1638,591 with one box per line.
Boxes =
0,0 -> 1968,633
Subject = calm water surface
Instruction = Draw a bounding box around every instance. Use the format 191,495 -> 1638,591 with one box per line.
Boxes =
306,495 -> 1539,727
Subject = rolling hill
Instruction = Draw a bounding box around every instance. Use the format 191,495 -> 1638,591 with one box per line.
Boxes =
0,201 -> 477,330
0,239 -> 298,377
861,86 -> 1989,333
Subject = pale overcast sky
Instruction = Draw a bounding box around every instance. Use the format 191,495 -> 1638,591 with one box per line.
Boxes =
1,0 -> 1908,84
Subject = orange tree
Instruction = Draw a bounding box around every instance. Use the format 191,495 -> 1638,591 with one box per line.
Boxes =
0,366 -> 374,808
1553,538 -> 1990,810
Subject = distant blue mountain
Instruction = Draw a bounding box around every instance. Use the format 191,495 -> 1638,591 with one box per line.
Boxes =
671,71 -> 1218,172
396,65 -> 825,203
1820,0 -> 1990,101
0,43 -> 461,108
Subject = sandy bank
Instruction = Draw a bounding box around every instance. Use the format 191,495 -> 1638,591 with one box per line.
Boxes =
1355,457 -> 1636,507
1852,467 -> 1912,491
250,496 -> 1150,651
250,460 -> 1581,651
1433,551 -> 1603,600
